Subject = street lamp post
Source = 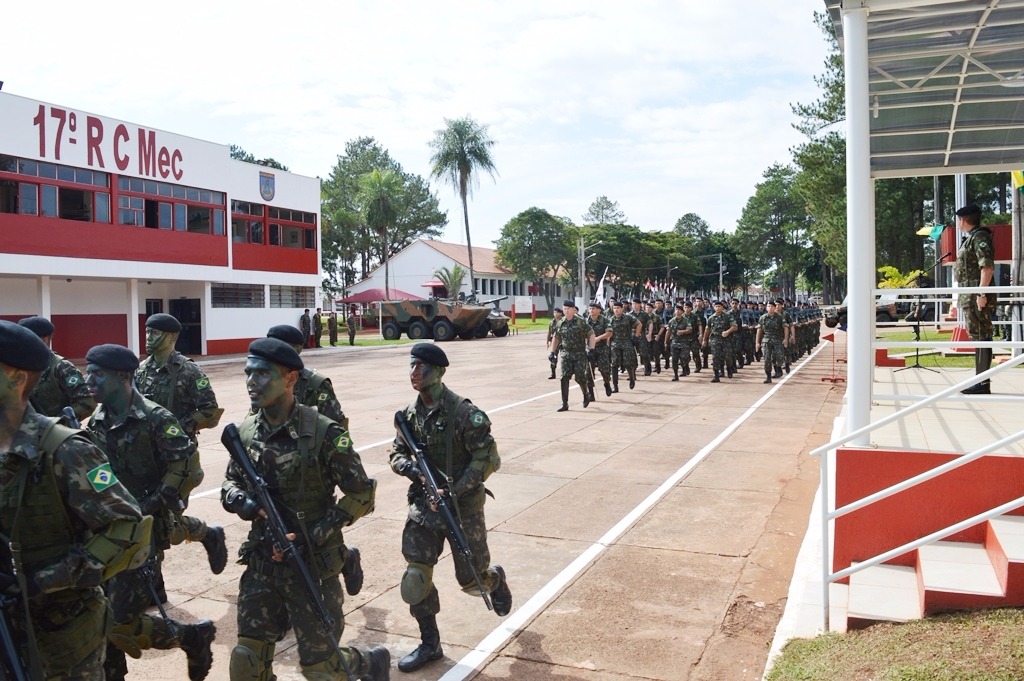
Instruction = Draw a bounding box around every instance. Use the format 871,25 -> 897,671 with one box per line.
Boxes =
578,237 -> 602,304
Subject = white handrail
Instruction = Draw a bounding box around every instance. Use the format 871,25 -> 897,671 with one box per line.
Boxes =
810,352 -> 1024,458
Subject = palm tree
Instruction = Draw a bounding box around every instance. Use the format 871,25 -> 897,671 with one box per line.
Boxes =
433,264 -> 467,299
428,116 -> 498,297
357,169 -> 403,299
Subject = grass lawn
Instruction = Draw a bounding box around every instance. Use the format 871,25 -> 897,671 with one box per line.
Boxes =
876,329 -> 1009,369
767,608 -> 1024,680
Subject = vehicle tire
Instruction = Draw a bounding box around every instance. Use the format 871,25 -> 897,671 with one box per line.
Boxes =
474,322 -> 489,339
492,325 -> 509,337
458,330 -> 475,340
381,322 -> 401,340
408,320 -> 429,340
433,319 -> 455,341
876,312 -> 892,323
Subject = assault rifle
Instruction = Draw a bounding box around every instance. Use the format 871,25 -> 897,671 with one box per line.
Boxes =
0,540 -> 30,681
221,424 -> 355,679
393,411 -> 493,612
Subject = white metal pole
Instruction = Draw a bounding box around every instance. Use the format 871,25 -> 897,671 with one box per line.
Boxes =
844,5 -> 872,445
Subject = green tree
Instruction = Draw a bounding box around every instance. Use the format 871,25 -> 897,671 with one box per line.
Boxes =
321,137 -> 446,293
429,116 -> 498,294
229,144 -> 289,171
433,264 -> 467,299
582,196 -> 627,225
495,207 -> 573,311
357,169 -> 403,299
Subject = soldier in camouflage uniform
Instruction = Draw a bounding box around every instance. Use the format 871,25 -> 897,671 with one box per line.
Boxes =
727,299 -> 744,373
645,301 -> 664,374
551,300 -> 596,411
653,299 -> 670,370
265,324 -> 363,595
221,338 -> 387,681
586,301 -> 614,397
682,300 -> 703,374
631,299 -> 655,376
608,301 -> 641,392
666,303 -> 694,380
954,204 -> 997,394
390,343 -> 511,673
545,308 -> 564,379
701,301 -> 738,383
756,301 -> 788,384
135,313 -> 226,581
84,344 -> 215,681
17,316 -> 96,422
0,322 -> 149,681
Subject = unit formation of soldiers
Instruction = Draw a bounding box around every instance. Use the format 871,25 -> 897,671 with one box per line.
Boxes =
546,295 -> 824,409
2,313 -> 515,680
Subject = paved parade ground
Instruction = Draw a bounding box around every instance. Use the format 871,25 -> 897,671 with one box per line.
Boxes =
129,330 -> 845,680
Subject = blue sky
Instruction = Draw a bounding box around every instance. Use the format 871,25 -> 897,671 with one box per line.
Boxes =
6,1 -> 830,247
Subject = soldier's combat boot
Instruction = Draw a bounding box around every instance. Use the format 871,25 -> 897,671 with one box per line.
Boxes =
490,565 -> 513,616
682,363 -> 690,377
583,389 -> 592,408
342,546 -> 363,596
611,375 -> 619,393
398,616 -> 443,672
654,360 -> 661,375
628,371 -> 636,390
201,526 -> 227,575
711,369 -> 721,383
962,347 -> 992,394
557,378 -> 570,411
784,362 -> 790,374
727,365 -> 734,378
672,367 -> 679,381
360,645 -> 391,681
764,367 -> 773,384
181,620 -> 216,681
604,379 -> 612,396
548,367 -> 556,379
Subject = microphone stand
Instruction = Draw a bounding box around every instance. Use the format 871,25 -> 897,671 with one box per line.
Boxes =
895,251 -> 951,373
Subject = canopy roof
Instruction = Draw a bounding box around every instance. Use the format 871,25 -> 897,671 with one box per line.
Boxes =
825,0 -> 1024,178
337,287 -> 424,303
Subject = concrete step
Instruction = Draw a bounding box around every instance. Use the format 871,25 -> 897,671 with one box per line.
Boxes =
847,563 -> 921,628
918,541 -> 1003,614
988,515 -> 1024,602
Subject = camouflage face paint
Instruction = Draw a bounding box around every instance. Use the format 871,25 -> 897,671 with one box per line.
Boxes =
410,358 -> 443,394
145,328 -> 175,356
244,357 -> 291,410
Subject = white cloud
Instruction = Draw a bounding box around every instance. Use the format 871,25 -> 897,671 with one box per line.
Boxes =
5,0 -> 830,244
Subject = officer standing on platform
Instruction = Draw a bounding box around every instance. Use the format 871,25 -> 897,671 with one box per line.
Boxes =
954,203 -> 997,394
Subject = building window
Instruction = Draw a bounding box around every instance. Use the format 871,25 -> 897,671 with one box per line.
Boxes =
231,202 -> 315,249
212,283 -> 264,308
270,285 -> 315,308
0,180 -> 18,213
95,192 -> 110,223
20,183 -> 38,215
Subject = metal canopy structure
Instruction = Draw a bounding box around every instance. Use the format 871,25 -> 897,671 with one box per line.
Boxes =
825,0 -> 1024,178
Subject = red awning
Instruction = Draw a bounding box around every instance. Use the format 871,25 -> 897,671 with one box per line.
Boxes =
337,288 -> 425,304
421,280 -> 446,288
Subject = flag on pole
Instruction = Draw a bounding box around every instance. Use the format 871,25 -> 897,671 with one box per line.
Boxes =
594,267 -> 609,306
645,279 -> 654,291
1012,170 -> 1024,190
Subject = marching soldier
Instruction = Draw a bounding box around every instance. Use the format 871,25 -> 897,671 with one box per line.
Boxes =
666,303 -> 694,380
135,313 -> 227,581
586,301 -> 614,396
551,300 -> 596,411
701,301 -> 738,383
608,301 -> 641,391
17,315 -> 96,421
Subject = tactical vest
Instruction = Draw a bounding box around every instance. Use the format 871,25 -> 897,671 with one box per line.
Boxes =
96,399 -> 168,500
0,418 -> 80,572
237,406 -> 343,569
294,369 -> 329,408
28,354 -> 70,417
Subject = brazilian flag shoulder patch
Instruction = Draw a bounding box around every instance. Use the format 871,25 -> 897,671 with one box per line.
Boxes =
470,411 -> 486,427
66,374 -> 81,387
333,433 -> 351,451
195,377 -> 210,390
163,423 -> 183,438
87,463 -> 118,492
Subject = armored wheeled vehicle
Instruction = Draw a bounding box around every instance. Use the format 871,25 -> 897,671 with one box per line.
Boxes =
379,297 -> 508,341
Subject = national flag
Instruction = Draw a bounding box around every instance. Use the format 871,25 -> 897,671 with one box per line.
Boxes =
645,279 -> 653,291
1012,170 -> 1024,189
930,224 -> 945,241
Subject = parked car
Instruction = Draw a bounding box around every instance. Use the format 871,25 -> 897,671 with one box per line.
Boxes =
824,296 -> 898,329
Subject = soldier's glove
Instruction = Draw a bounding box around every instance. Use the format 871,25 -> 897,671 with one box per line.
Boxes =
548,352 -> 557,363
139,492 -> 164,516
396,459 -> 423,483
452,468 -> 482,496
223,487 -> 261,522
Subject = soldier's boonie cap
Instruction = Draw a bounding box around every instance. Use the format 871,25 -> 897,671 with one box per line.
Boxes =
18,315 -> 55,338
411,342 -> 449,367
86,344 -> 140,372
0,320 -> 52,372
267,324 -> 305,346
248,337 -> 303,371
146,313 -> 182,333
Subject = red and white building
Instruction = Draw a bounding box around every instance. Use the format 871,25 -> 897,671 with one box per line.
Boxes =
0,92 -> 322,358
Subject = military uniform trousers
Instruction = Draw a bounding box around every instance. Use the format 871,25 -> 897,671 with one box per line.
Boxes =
12,586 -> 111,680
104,556 -> 186,677
709,336 -> 728,375
610,343 -> 638,372
237,558 -> 362,670
762,340 -> 785,373
559,351 -> 590,386
959,294 -> 997,340
402,508 -> 498,619
670,340 -> 692,373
